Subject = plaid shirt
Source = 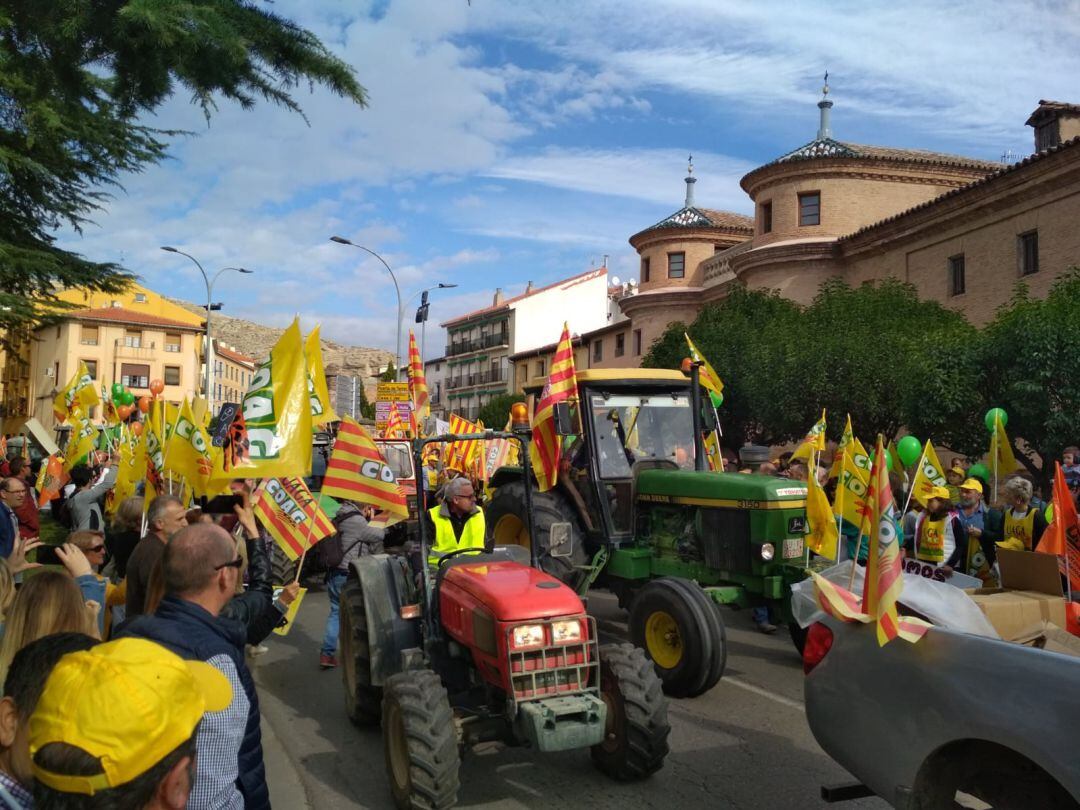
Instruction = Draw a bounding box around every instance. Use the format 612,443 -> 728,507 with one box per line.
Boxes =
0,771 -> 32,810
189,654 -> 248,810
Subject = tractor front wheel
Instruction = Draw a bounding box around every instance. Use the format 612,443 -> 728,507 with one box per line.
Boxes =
383,669 -> 460,810
591,643 -> 670,780
629,578 -> 726,698
340,577 -> 382,726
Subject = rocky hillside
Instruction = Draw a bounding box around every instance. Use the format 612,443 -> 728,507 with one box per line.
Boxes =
167,298 -> 394,380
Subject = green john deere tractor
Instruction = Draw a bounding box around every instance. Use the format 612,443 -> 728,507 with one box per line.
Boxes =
485,368 -> 810,698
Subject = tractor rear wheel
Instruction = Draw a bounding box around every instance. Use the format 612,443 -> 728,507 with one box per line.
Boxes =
383,669 -> 460,810
340,577 -> 382,726
591,643 -> 670,780
485,480 -> 587,587
270,543 -> 297,585
629,578 -> 726,698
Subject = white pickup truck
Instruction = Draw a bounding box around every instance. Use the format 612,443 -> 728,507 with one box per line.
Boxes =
803,614 -> 1080,809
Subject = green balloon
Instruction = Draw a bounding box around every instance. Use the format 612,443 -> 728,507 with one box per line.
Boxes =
985,407 -> 1008,431
884,449 -> 894,470
120,390 -> 135,406
968,463 -> 990,481
111,383 -> 124,397
896,435 -> 921,467
709,390 -> 724,408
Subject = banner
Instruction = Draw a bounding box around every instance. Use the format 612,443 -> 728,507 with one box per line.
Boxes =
212,318 -> 312,481
255,476 -> 336,561
321,417 -> 409,523
910,440 -> 947,507
304,326 -> 338,426
53,362 -> 100,422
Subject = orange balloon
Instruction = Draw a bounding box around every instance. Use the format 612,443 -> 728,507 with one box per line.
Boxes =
117,404 -> 133,420
130,422 -> 143,437
138,396 -> 151,413
149,379 -> 165,396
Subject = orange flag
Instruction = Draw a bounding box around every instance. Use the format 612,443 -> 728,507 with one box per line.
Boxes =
1038,462 -> 1080,592
530,323 -> 577,492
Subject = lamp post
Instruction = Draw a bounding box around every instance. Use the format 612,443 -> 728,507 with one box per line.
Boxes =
407,282 -> 458,362
160,247 -> 253,414
330,236 -> 403,377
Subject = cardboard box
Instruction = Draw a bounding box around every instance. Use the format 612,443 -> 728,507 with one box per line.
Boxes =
1039,625 -> 1080,659
964,550 -> 1066,642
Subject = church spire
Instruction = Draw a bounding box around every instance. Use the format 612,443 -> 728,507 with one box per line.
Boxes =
816,71 -> 833,140
684,154 -> 696,207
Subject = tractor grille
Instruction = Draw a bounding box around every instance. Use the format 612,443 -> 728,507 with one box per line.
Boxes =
700,508 -> 751,572
506,617 -> 599,702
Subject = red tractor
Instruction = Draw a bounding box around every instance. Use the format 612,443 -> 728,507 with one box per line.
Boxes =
339,423 -> 670,809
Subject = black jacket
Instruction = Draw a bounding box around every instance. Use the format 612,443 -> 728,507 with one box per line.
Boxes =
119,596 -> 270,809
221,534 -> 284,645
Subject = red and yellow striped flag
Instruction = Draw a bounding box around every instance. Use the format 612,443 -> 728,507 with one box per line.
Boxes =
321,417 -> 409,523
384,403 -> 408,439
445,413 -> 482,472
531,323 -> 577,492
408,330 -> 429,425
254,477 -> 336,561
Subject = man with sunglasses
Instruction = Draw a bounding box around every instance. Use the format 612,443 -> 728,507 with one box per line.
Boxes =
0,479 -> 28,560
118,523 -> 270,809
427,475 -> 487,567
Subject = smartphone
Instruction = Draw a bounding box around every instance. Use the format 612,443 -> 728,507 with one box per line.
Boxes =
199,494 -> 244,514
36,545 -> 63,566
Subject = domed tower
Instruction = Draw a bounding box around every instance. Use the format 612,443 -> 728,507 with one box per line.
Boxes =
620,158 -> 753,359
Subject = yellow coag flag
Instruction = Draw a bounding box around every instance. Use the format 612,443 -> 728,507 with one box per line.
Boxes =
703,429 -> 723,472
212,318 -> 312,481
790,409 -> 827,463
828,414 -> 855,479
833,449 -> 870,529
910,440 -> 948,507
143,414 -> 167,504
108,428 -> 145,514
989,412 -> 1018,477
806,470 -> 839,559
304,326 -> 337,426
191,396 -> 210,428
54,362 -> 100,423
684,333 -> 723,397
165,400 -> 217,498
63,407 -> 99,470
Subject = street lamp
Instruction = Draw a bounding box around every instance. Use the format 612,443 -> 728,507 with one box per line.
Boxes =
331,236 -> 404,377
160,246 -> 253,414
407,282 -> 458,362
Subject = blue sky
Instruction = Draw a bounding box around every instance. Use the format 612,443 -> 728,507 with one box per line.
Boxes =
58,0 -> 1080,359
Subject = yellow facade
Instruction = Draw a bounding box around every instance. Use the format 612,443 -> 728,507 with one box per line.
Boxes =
54,282 -> 204,328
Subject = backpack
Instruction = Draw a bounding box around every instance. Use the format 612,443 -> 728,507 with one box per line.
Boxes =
317,511 -> 364,570
54,494 -> 73,530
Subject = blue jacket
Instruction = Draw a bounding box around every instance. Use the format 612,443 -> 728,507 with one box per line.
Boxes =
0,504 -> 16,559
118,596 -> 270,809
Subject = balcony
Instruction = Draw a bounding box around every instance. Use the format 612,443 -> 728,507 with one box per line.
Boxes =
445,328 -> 510,357
446,368 -> 508,390
113,339 -> 157,360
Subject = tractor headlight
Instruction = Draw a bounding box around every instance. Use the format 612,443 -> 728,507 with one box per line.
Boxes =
550,619 -> 582,644
511,624 -> 545,649
760,542 -> 775,561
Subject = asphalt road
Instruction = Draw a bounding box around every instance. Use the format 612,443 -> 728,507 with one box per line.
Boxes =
252,586 -> 887,810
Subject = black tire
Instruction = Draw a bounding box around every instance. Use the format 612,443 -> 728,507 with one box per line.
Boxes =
629,578 -> 725,698
270,543 -> 297,585
383,669 -> 460,810
485,480 -> 587,586
340,577 -> 382,726
591,643 -> 670,780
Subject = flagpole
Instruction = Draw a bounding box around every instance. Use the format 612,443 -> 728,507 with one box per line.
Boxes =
992,427 -> 999,505
293,516 -> 318,585
900,444 -> 928,520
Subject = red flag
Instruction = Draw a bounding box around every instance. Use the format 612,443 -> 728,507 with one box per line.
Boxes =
1038,462 -> 1080,592
530,323 -> 577,492
407,330 -> 429,425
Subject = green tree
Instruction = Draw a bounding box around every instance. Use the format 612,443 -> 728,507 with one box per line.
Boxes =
380,361 -> 397,382
356,377 -> 375,420
0,1 -> 367,335
479,393 -> 524,429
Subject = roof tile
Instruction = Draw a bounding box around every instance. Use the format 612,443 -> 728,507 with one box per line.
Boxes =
64,306 -> 203,330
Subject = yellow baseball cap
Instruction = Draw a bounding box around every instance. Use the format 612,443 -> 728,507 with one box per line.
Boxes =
959,478 -> 983,494
949,465 -> 966,476
928,485 -> 953,501
29,637 -> 231,796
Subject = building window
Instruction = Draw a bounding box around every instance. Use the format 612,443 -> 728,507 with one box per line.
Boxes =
164,333 -> 181,353
1018,231 -> 1039,276
535,360 -> 545,378
667,252 -> 685,279
120,363 -> 150,389
164,366 -> 181,386
761,200 -> 773,233
593,340 -> 603,362
123,330 -> 142,348
641,257 -> 650,283
82,360 -> 97,379
615,333 -> 625,357
948,254 -> 966,296
80,325 -> 99,346
633,329 -> 642,356
134,292 -> 148,303
798,192 -> 821,226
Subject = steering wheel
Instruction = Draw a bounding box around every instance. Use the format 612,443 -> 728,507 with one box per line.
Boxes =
434,546 -> 489,570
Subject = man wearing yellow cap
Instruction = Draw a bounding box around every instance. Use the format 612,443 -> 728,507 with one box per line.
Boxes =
955,478 -> 997,583
913,485 -> 970,576
28,637 -> 231,809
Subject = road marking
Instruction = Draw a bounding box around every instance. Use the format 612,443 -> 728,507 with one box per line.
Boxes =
725,676 -> 805,711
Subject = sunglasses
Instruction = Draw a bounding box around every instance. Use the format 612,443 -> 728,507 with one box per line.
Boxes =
85,544 -> 106,554
214,557 -> 244,571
